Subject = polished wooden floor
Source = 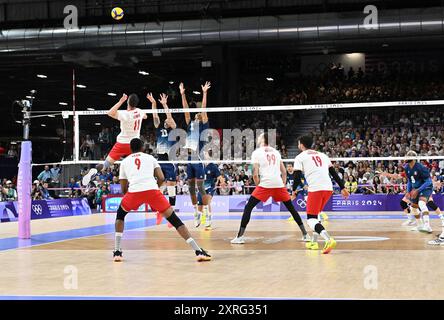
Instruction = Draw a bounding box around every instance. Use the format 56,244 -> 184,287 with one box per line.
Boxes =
0,212 -> 443,299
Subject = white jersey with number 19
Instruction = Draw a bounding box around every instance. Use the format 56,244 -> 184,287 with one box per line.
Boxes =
251,146 -> 284,188
294,150 -> 333,192
116,108 -> 143,144
119,152 -> 160,192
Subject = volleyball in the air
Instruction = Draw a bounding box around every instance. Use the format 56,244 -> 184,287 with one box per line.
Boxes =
111,7 -> 124,20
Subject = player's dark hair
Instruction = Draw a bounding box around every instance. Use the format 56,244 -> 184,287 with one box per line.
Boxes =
130,138 -> 144,153
128,94 -> 139,108
298,135 -> 313,149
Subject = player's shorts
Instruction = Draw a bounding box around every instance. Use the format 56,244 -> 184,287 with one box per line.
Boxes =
306,190 -> 333,215
187,162 -> 205,180
108,142 -> 131,161
410,188 -> 433,204
160,163 -> 177,182
252,186 -> 291,202
197,186 -> 216,205
121,189 -> 170,213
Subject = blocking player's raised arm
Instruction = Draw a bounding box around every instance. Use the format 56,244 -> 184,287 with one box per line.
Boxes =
107,94 -> 128,120
179,82 -> 191,125
159,93 -> 176,129
201,81 -> 211,124
147,92 -> 160,128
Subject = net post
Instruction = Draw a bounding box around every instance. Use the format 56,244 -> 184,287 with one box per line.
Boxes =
18,141 -> 32,239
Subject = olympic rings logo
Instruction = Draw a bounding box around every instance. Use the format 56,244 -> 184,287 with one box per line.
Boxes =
32,204 -> 43,215
296,199 -> 307,208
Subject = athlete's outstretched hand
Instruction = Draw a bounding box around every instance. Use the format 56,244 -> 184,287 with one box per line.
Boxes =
158,93 -> 168,106
341,189 -> 350,199
120,94 -> 128,103
146,92 -> 155,103
179,82 -> 186,95
201,81 -> 211,93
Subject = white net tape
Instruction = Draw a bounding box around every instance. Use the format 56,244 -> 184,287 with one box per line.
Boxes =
31,99 -> 444,166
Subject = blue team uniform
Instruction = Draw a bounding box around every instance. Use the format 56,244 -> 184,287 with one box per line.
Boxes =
197,163 -> 221,205
404,162 -> 433,203
186,120 -> 209,180
156,125 -> 177,182
289,172 -> 307,197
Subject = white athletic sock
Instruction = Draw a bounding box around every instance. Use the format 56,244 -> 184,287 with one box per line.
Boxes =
186,238 -> 201,251
439,214 -> 444,227
423,215 -> 430,228
320,230 -> 331,241
203,205 -> 209,217
406,211 -> 414,221
115,232 -> 123,251
312,232 -> 319,243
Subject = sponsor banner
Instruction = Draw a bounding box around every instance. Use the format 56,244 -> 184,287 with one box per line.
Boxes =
102,194 -> 444,213
0,198 -> 91,223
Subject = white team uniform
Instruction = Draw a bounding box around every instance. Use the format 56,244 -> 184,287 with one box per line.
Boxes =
294,150 -> 333,192
251,146 -> 284,188
116,108 -> 144,144
119,152 -> 160,192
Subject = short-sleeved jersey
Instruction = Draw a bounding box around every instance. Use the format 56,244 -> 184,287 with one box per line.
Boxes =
185,120 -> 209,152
116,108 -> 144,144
404,162 -> 432,191
204,163 -> 221,189
156,125 -> 173,156
294,150 -> 333,192
251,146 -> 284,188
119,152 -> 160,192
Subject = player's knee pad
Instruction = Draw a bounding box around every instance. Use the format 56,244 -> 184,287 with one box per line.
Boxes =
307,218 -> 319,231
197,181 -> 206,196
427,200 -> 438,211
116,206 -> 128,221
167,186 -> 176,197
166,212 -> 184,229
418,200 -> 429,213
400,199 -> 409,210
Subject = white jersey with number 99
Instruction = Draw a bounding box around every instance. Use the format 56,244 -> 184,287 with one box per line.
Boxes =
251,146 -> 284,188
294,150 -> 333,192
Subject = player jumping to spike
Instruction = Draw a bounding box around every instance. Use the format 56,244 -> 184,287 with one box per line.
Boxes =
180,81 -> 212,228
82,93 -> 147,186
112,138 -> 211,262
291,135 -> 350,254
231,132 -> 309,244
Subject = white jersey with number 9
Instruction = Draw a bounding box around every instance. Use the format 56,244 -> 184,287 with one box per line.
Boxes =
119,152 -> 160,192
294,150 -> 333,192
251,146 -> 284,188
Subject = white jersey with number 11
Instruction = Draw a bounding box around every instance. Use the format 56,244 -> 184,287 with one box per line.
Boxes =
116,108 -> 143,144
294,150 -> 333,192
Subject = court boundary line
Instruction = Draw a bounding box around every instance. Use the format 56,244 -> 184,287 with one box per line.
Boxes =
0,213 -> 436,252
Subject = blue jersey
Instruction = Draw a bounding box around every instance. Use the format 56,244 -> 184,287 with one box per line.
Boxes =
204,163 -> 220,189
186,120 -> 209,152
156,126 -> 173,156
404,162 -> 433,192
